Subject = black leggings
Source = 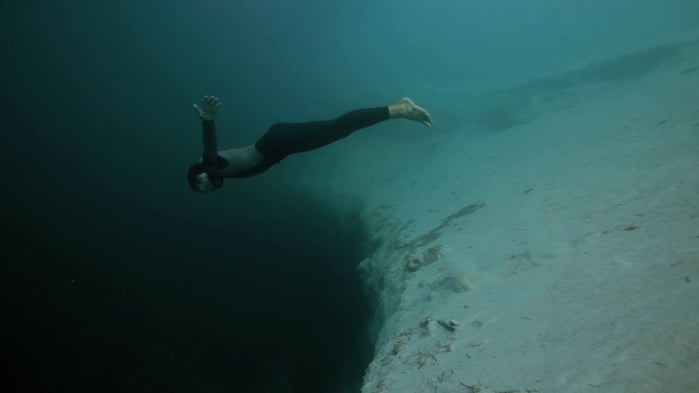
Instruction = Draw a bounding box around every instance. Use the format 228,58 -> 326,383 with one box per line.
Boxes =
233,106 -> 390,177
256,106 -> 390,159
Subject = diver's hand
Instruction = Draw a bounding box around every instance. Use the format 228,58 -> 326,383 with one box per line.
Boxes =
193,95 -> 222,121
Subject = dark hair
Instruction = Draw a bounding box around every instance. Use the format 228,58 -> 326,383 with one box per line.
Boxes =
187,162 -> 224,193
187,162 -> 206,192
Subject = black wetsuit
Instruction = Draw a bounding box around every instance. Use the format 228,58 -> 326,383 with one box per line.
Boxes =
202,106 -> 390,179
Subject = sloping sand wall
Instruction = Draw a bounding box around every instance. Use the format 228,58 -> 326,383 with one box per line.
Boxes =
348,41 -> 699,393
279,39 -> 699,393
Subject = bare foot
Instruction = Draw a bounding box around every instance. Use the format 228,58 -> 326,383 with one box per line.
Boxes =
389,97 -> 432,126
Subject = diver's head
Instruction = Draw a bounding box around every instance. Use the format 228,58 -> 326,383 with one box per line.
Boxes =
187,163 -> 223,194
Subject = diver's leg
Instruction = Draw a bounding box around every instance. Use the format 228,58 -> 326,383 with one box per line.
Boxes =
388,97 -> 432,126
254,97 -> 432,158
255,107 -> 389,158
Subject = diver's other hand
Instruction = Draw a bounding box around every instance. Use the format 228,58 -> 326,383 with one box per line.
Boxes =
193,95 -> 222,121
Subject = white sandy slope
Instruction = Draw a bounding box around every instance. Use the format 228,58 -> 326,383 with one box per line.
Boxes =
281,40 -> 699,393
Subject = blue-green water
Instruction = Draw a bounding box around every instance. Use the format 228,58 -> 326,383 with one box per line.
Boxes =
2,1 -> 698,392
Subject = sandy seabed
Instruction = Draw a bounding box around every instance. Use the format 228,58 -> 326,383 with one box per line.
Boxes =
312,39 -> 699,393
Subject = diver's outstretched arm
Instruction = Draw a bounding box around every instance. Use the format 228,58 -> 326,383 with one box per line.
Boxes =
193,95 -> 223,164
